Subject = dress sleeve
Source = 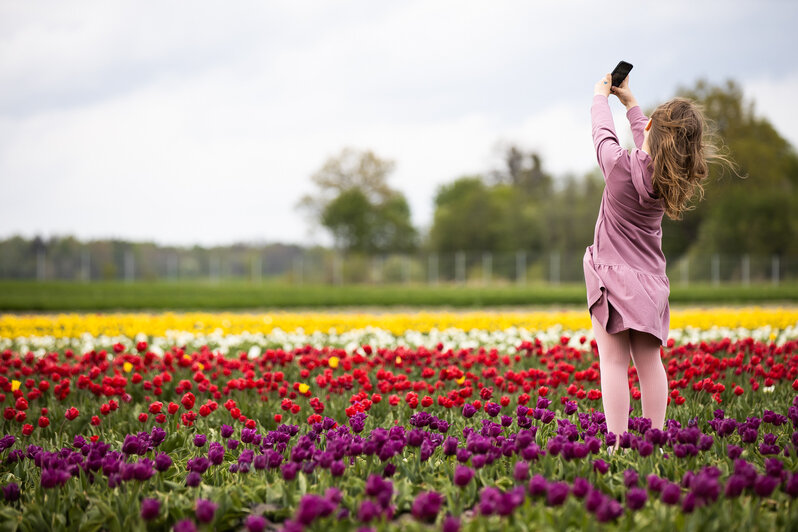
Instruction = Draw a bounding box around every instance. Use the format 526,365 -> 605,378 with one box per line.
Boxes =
627,106 -> 649,149
591,95 -> 626,180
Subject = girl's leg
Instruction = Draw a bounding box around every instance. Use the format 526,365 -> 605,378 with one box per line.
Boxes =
591,315 -> 631,441
629,330 -> 668,430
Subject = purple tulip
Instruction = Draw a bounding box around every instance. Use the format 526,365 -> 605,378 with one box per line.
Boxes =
593,459 -> 608,475
727,444 -> 743,459
572,477 -> 590,498
637,440 -> 654,457
193,434 -> 207,448
358,500 -> 381,523
245,515 -> 267,532
661,483 -> 681,505
187,457 -> 209,474
2,482 -> 20,502
681,492 -> 696,513
626,487 -> 647,510
412,491 -> 443,523
173,519 -> 197,532
0,435 -> 16,452
443,436 -> 459,455
484,402 -> 501,417
784,473 -> 798,498
725,475 -> 746,497
364,474 -> 393,508
195,499 -> 217,523
462,404 -> 476,418
220,425 -> 234,438
295,494 -> 336,525
623,468 -> 639,488
546,481 -> 569,506
585,489 -> 604,513
140,498 -> 160,521
472,454 -> 487,469
454,465 -> 474,487
528,474 -> 547,497
442,515 -> 460,532
734,459 -> 757,487
754,474 -> 779,498
41,468 -> 71,489
596,498 -> 624,523
513,461 -> 529,482
281,462 -> 299,481
186,470 -> 202,487
155,453 -> 172,472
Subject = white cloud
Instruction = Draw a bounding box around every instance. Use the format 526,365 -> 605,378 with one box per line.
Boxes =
744,75 -> 798,149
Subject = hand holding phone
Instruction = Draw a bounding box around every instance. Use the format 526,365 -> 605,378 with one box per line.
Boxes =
611,61 -> 633,87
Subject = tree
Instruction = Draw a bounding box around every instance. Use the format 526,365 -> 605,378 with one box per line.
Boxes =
299,148 -> 417,253
661,79 -> 798,257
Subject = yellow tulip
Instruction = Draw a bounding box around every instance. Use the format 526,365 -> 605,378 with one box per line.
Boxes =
298,383 -> 309,394
11,380 -> 20,391
123,362 -> 133,373
1,307 -> 797,338
328,356 -> 339,369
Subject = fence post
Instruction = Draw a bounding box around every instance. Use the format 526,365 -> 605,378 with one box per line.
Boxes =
167,253 -> 178,280
252,256 -> 262,284
210,256 -> 220,283
377,256 -> 384,284
772,255 -> 780,286
81,248 -> 91,282
516,250 -> 526,285
742,255 -> 750,286
482,253 -> 492,285
333,254 -> 343,285
550,252 -> 560,285
36,249 -> 46,281
681,257 -> 689,286
455,251 -> 466,284
428,254 -> 438,285
711,254 -> 720,286
294,256 -> 304,285
124,250 -> 135,283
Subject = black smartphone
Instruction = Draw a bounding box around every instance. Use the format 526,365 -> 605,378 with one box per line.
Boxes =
611,61 -> 633,87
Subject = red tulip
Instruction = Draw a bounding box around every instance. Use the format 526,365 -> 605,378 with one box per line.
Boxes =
180,392 -> 195,410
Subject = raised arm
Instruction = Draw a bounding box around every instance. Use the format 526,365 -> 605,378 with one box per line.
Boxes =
611,75 -> 647,149
591,94 -> 626,179
627,106 -> 649,149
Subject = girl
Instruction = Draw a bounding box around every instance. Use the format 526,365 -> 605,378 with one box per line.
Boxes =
584,72 -> 723,449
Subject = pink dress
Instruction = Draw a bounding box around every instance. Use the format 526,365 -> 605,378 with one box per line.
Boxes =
583,94 -> 670,345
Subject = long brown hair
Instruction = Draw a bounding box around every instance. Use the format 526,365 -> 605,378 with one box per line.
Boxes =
647,98 -> 735,220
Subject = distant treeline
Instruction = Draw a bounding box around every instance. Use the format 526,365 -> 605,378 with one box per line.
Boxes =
0,236 -> 305,281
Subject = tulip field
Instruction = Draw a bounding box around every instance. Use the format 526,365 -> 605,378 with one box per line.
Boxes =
1,308 -> 798,531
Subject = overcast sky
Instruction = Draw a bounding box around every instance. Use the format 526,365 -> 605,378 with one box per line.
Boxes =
1,0 -> 797,247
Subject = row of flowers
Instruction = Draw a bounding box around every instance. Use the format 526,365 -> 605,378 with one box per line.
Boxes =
0,317 -> 797,530
3,324 -> 798,362
2,307 -> 798,340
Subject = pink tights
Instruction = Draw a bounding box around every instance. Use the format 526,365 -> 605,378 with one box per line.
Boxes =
591,315 -> 668,440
